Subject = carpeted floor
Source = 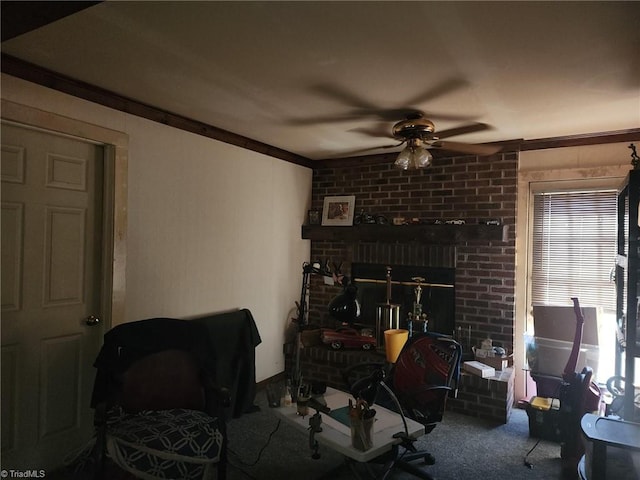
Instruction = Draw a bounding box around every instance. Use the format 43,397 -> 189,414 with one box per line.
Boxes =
53,389 -> 579,479
225,390 -> 567,480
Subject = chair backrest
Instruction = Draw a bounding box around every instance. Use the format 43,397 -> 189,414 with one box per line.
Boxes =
391,333 -> 462,424
91,318 -> 216,413
118,348 -> 206,412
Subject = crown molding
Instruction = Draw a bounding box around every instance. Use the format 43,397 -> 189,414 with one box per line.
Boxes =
3,53 -> 637,171
1,54 -> 313,168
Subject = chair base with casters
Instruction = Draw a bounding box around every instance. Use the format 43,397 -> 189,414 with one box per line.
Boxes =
91,318 -> 229,480
342,332 -> 462,480
361,437 -> 439,480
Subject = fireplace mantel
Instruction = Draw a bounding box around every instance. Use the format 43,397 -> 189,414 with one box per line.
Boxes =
302,223 -> 508,244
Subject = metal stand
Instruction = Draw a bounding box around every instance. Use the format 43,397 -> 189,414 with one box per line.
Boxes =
292,262 -> 332,400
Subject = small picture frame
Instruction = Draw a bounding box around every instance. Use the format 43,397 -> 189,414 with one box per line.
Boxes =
308,209 -> 320,225
322,195 -> 356,226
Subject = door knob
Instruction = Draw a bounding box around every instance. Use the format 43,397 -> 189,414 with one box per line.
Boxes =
85,315 -> 101,326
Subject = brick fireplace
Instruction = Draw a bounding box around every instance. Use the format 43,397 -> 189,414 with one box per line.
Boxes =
306,151 -> 518,350
287,150 -> 519,423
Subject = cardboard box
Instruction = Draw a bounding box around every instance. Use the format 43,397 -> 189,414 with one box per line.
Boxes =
532,305 -> 599,345
529,304 -> 602,379
476,355 -> 509,371
527,336 -> 599,377
474,349 -> 513,371
463,361 -> 495,378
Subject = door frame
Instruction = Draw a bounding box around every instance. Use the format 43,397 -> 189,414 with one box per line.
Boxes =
1,99 -> 127,328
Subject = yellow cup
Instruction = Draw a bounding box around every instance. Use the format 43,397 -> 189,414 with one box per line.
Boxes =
384,329 -> 408,363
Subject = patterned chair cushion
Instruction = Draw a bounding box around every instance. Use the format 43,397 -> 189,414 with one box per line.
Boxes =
106,407 -> 224,479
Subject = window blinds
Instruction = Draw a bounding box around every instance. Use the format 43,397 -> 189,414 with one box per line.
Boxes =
531,190 -> 617,311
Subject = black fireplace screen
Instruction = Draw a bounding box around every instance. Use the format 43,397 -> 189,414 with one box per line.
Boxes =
351,263 -> 455,336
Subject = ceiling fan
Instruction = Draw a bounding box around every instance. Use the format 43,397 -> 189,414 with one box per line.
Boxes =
291,79 -> 474,126
292,80 -> 500,167
360,112 -> 502,170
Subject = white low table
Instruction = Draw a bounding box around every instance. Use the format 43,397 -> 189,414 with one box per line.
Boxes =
273,387 -> 425,464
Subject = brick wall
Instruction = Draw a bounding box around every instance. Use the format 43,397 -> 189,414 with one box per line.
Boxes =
448,369 -> 515,424
284,343 -> 384,390
308,151 -> 518,352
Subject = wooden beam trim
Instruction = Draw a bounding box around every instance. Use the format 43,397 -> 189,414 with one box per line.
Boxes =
520,129 -> 640,151
1,54 -> 314,168
312,131 -> 640,169
3,54 -> 636,170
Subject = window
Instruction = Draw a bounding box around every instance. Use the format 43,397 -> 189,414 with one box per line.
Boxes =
531,190 -> 617,311
531,189 -> 618,382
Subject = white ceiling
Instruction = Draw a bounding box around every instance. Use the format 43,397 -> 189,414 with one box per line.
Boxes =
2,1 -> 639,161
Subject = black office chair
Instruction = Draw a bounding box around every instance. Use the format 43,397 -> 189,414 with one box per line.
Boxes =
90,318 -> 229,480
342,332 -> 462,480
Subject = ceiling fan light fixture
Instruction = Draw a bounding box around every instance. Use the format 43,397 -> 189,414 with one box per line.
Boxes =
393,147 -> 411,170
412,146 -> 433,169
394,138 -> 432,170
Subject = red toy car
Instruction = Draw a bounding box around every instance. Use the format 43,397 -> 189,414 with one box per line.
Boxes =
321,328 -> 376,351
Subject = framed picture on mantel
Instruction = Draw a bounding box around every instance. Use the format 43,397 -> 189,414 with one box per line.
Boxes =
322,195 -> 355,226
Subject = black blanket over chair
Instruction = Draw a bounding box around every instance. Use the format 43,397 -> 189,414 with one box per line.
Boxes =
90,309 -> 262,479
192,308 -> 262,418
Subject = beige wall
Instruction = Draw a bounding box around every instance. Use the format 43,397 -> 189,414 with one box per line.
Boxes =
1,74 -> 312,382
514,143 -> 632,401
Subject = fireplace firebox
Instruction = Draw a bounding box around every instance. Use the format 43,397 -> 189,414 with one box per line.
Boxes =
351,263 -> 455,337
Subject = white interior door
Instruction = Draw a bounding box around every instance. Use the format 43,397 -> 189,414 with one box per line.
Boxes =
1,122 -> 104,471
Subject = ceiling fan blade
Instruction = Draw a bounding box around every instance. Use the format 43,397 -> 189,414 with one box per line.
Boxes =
404,78 -> 470,107
286,109 -> 474,126
349,124 -> 393,139
434,122 -> 492,140
282,84 -> 383,125
418,111 -> 476,122
298,80 -> 474,125
311,83 -> 379,111
330,142 -> 404,158
283,113 -> 363,125
373,108 -> 473,123
430,140 -> 501,156
379,142 -> 404,149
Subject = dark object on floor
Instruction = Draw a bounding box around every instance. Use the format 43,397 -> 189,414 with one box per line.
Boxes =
91,318 -> 229,479
342,332 -> 462,479
526,397 -> 561,442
